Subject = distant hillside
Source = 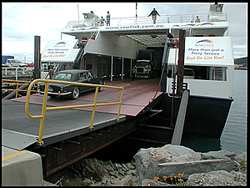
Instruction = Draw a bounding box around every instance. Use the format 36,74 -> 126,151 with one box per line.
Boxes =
234,57 -> 247,69
234,57 -> 248,65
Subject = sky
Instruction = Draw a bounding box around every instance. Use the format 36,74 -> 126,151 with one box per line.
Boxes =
2,2 -> 248,62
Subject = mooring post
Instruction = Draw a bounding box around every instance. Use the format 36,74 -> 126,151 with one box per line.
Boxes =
121,57 -> 124,80
176,29 -> 186,96
33,36 -> 41,79
130,59 -> 133,78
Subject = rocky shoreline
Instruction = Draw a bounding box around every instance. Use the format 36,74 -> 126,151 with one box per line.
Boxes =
48,144 -> 247,186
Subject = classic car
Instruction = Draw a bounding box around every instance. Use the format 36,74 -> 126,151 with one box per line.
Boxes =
39,69 -> 104,99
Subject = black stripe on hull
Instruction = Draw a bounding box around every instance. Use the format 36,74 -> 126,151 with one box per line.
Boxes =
160,94 -> 233,138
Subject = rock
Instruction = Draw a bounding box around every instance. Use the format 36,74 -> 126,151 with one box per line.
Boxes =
201,150 -> 236,160
63,177 -> 90,186
134,144 -> 239,183
112,175 -> 138,186
233,152 -> 247,162
186,170 -> 246,186
81,178 -> 94,185
232,152 -> 247,172
230,170 -> 247,184
109,171 -> 119,178
127,163 -> 135,170
141,179 -> 172,186
121,163 -> 129,171
134,144 -> 201,182
81,158 -> 108,181
158,158 -> 238,178
201,151 -> 247,173
127,169 -> 136,175
90,182 -> 102,186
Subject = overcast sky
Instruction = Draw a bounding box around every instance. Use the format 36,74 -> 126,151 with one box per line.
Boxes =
2,2 -> 247,62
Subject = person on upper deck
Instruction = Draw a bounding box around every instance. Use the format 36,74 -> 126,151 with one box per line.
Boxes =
100,16 -> 105,26
106,11 -> 111,26
195,16 -> 200,23
148,8 -> 160,24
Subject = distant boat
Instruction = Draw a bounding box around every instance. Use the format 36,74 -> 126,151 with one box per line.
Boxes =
3,59 -> 27,67
2,55 -> 14,65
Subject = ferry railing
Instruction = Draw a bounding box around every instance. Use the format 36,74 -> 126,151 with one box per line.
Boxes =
64,13 -> 227,30
2,79 -> 38,98
25,79 -> 124,145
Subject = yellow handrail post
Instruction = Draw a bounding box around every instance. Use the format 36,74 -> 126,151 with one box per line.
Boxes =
89,87 -> 99,129
16,82 -> 19,98
37,82 -> 49,145
117,88 -> 124,120
23,79 -> 124,144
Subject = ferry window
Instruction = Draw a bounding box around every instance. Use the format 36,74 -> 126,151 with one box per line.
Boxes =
54,73 -> 72,81
48,65 -> 54,70
183,68 -> 195,79
79,72 -> 87,80
167,65 -> 176,78
210,67 -> 227,81
167,69 -> 172,78
87,72 -> 93,80
43,64 -> 48,71
86,64 -> 92,70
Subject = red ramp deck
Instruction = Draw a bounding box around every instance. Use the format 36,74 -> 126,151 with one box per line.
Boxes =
12,79 -> 162,116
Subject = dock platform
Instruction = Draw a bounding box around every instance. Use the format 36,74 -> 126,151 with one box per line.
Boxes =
2,100 -> 126,149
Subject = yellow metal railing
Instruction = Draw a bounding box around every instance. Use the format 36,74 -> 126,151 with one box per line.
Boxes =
25,79 -> 124,145
2,79 -> 38,98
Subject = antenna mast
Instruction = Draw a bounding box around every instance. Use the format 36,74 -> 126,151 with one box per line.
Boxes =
77,4 -> 80,24
136,2 -> 138,18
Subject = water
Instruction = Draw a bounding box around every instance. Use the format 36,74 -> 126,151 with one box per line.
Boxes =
220,70 -> 247,153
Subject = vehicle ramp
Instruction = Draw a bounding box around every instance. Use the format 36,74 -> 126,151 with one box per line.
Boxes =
12,79 -> 162,117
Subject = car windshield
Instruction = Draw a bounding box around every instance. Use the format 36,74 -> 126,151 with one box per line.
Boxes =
54,73 -> 72,81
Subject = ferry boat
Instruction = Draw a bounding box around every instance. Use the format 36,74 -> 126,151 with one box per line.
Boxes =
41,3 -> 233,140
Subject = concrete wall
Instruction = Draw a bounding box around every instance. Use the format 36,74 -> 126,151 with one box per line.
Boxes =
2,146 -> 44,186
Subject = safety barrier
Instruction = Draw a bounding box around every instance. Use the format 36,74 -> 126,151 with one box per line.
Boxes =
2,79 -> 38,98
64,13 -> 227,30
25,79 -> 124,145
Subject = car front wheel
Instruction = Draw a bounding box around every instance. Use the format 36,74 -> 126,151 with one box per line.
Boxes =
71,87 -> 80,99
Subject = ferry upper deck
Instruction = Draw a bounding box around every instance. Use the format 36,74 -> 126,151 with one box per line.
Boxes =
62,12 -> 229,39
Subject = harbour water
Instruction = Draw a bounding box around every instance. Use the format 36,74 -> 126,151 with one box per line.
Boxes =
221,70 -> 247,153
182,70 -> 247,153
